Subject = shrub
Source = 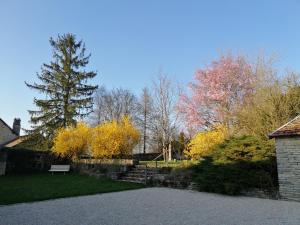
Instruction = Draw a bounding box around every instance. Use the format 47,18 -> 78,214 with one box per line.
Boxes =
185,125 -> 226,160
211,135 -> 275,163
53,122 -> 91,159
2,148 -> 70,174
91,116 -> 140,158
191,136 -> 278,195
52,118 -> 139,159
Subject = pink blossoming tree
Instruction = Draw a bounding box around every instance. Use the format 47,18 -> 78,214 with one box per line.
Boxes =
177,55 -> 255,133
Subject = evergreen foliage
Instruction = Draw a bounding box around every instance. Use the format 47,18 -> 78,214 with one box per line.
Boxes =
211,135 -> 275,163
171,132 -> 188,159
192,136 -> 278,195
25,33 -> 98,147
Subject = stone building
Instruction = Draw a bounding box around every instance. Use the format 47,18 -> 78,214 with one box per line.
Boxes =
0,118 -> 21,148
269,115 -> 300,201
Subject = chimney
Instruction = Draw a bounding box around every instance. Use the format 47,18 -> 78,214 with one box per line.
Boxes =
13,118 -> 21,136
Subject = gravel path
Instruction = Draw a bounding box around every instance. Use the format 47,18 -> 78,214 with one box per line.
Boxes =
1,187 -> 300,225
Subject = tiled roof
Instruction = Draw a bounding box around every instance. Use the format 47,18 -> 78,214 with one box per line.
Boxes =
269,115 -> 300,138
0,136 -> 26,148
4,136 -> 25,147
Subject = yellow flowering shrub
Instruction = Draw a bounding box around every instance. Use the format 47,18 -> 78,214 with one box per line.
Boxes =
53,117 -> 139,159
185,125 -> 227,160
91,116 -> 140,158
53,122 -> 91,159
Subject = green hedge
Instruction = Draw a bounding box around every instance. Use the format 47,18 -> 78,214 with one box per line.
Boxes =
191,136 -> 278,195
2,148 -> 70,174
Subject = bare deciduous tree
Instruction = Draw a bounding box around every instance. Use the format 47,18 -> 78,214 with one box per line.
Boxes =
91,86 -> 139,125
152,74 -> 178,161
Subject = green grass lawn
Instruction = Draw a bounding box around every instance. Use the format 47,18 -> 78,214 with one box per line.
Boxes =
0,173 -> 144,205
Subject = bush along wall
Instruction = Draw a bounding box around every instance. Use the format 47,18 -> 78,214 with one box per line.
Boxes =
2,148 -> 70,174
191,136 -> 278,196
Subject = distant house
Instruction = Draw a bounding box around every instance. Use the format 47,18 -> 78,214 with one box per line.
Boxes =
0,118 -> 22,148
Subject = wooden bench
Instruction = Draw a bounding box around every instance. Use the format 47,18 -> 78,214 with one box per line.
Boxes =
49,165 -> 70,175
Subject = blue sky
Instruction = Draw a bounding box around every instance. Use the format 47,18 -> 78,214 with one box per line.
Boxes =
1,0 -> 300,132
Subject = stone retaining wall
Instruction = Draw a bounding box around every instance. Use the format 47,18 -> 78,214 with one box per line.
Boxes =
275,136 -> 300,201
75,158 -> 134,166
72,158 -> 135,180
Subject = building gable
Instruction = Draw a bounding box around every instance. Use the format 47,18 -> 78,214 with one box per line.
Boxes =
269,115 -> 300,138
0,119 -> 18,146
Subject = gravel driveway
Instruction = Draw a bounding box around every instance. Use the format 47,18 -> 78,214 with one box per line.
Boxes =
1,187 -> 300,225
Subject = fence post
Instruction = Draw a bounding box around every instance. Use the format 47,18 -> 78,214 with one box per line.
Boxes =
145,164 -> 147,184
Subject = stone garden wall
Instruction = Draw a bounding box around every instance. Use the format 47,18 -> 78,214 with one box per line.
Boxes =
72,158 -> 135,180
75,158 -> 134,166
275,136 -> 300,201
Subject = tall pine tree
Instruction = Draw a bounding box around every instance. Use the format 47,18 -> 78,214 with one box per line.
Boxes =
138,87 -> 154,154
25,34 -> 98,148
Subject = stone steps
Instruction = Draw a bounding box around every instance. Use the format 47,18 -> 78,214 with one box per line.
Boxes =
119,167 -> 148,184
118,165 -> 167,184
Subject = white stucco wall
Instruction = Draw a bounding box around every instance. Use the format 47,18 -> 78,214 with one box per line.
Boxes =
0,121 -> 17,146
